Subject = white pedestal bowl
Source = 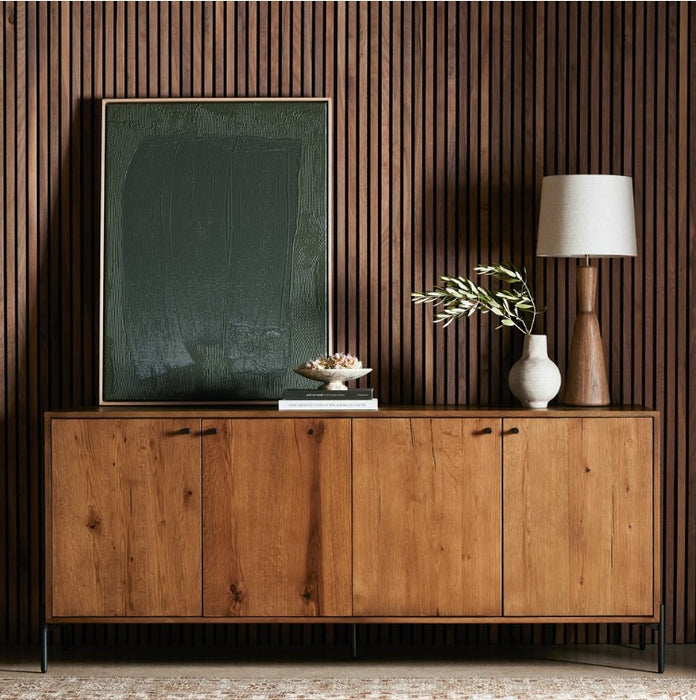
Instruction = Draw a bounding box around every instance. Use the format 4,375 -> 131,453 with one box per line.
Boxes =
293,367 -> 372,391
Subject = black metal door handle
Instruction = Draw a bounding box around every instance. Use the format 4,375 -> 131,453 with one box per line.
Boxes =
201,428 -> 218,436
508,427 -> 520,434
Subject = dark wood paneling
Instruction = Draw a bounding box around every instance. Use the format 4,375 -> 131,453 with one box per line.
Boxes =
1,0 -> 694,645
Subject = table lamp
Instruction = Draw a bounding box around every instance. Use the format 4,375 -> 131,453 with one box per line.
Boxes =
536,175 -> 637,406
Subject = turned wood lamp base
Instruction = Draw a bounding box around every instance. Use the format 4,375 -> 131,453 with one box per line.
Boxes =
563,263 -> 610,406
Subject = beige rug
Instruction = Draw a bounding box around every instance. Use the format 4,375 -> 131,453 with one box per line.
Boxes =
1,676 -> 695,699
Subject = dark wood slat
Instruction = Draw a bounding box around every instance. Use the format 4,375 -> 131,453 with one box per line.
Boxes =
36,1 -> 51,644
654,2 -> 672,644
1,2 -> 9,644
453,2 -> 467,405
313,2 -> 324,96
180,1 -> 191,96
13,1 -> 28,644
124,2 -> 135,97
510,1 -> 524,404
280,0 -> 289,95
256,2 -> 267,96
687,0 -> 696,646
346,0 -> 357,367
357,1 -> 369,380
0,14 -> 5,547
81,2 -> 95,426
0,67 -> 11,693
368,0 -> 381,402
302,3 -> 312,97
147,3 -> 158,96
268,2 -> 279,96
667,0 -> 685,644
433,2 -> 447,405
70,4 -> 82,407
632,2 -> 645,409
466,1 -> 479,406
290,1 -> 300,95
159,3 -> 170,97
402,2 -> 414,404
5,0 -> 19,644
410,2 -> 424,404
137,2 -> 148,97
422,2 -> 434,405
478,2 -> 491,407
170,2 -> 181,96
192,1 -> 202,96
26,1 -> 41,641
391,1 -> 403,405
488,1 -> 501,407
203,1 -> 214,97
334,1 -> 346,355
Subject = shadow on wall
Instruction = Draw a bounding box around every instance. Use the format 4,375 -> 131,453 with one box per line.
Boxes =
3,94 -> 102,647
397,177 -> 550,407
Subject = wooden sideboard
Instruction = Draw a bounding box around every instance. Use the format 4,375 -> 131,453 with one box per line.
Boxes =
43,406 -> 663,671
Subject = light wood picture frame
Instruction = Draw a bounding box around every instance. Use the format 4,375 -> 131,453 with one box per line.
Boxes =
99,98 -> 331,404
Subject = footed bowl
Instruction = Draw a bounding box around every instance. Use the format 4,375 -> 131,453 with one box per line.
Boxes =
293,367 -> 372,391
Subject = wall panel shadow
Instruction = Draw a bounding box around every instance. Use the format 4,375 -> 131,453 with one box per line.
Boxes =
2,1 -> 694,645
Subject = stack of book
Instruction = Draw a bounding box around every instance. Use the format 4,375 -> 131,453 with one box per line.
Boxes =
278,388 -> 378,411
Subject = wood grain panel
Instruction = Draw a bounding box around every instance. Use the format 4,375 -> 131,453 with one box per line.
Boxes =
202,418 -> 351,617
503,418 -> 654,617
1,0 -> 694,645
49,419 -> 201,617
353,418 -> 502,616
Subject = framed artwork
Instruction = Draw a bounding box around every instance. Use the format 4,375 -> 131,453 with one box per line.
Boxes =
99,98 -> 330,404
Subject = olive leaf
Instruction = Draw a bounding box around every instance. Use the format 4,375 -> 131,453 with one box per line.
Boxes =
412,263 -> 543,335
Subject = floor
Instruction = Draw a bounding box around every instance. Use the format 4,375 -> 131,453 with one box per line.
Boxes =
1,643 -> 694,679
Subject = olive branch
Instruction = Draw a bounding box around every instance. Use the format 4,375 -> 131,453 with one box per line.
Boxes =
411,263 -> 543,335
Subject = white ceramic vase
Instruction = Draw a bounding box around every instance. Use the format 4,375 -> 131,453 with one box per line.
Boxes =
508,334 -> 561,409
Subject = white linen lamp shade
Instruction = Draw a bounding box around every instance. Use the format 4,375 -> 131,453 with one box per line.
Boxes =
536,174 -> 637,406
537,175 -> 637,258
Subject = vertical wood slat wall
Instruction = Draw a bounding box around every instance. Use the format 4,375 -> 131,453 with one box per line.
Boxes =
1,1 -> 694,646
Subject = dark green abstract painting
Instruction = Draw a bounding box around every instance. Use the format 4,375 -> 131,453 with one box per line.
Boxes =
100,99 -> 329,403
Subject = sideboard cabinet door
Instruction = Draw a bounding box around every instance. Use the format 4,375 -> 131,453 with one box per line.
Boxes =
50,418 -> 202,617
503,417 -> 655,617
202,418 -> 352,617
352,418 -> 502,616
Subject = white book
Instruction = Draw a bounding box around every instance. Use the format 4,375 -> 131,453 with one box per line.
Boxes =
278,399 -> 379,411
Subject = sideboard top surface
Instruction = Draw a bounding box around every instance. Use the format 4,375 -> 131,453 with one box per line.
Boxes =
45,405 -> 659,420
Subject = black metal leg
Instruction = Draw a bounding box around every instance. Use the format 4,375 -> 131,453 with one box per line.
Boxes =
638,604 -> 665,673
41,623 -> 48,673
658,603 -> 665,674
351,623 -> 357,660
